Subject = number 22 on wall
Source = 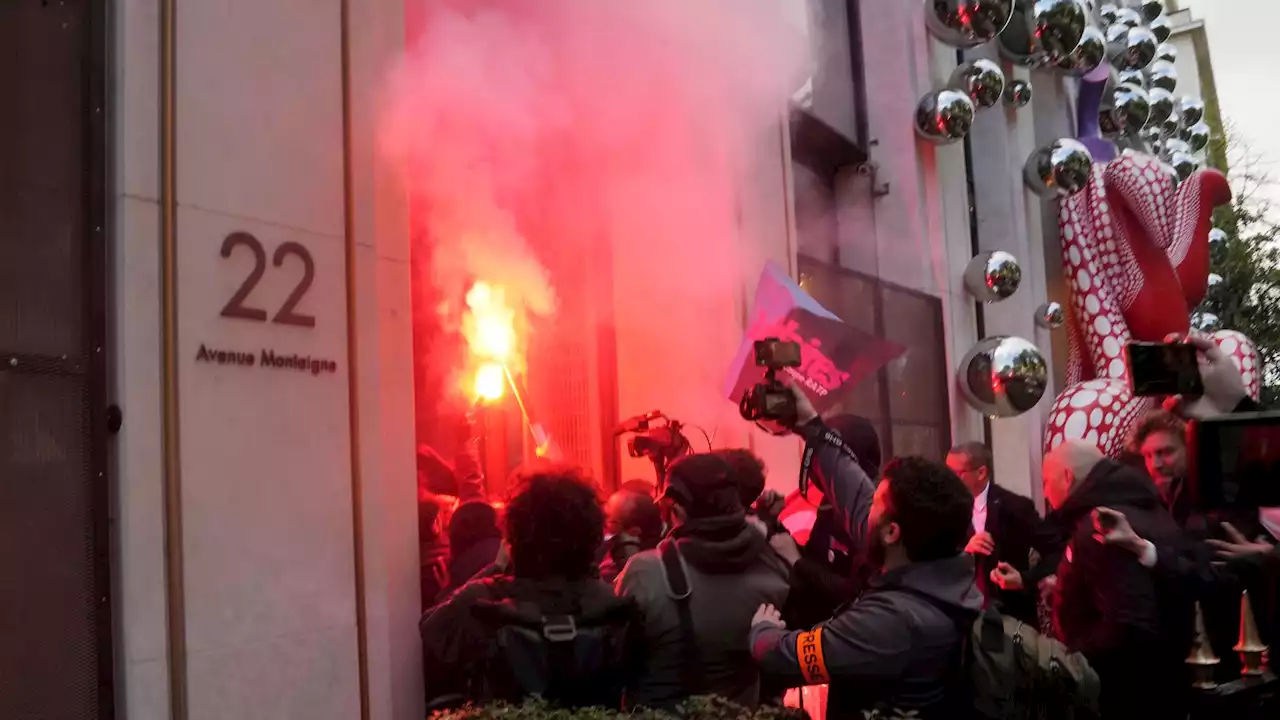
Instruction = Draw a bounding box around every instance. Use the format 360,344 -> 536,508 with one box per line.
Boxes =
219,231 -> 316,328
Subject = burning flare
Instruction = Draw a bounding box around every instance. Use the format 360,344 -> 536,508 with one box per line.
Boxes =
473,362 -> 506,402
462,281 -> 522,403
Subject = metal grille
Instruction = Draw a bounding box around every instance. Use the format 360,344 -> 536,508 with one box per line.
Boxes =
0,1 -> 114,718
798,256 -> 952,461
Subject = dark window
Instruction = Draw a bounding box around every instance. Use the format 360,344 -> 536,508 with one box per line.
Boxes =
798,255 -> 952,462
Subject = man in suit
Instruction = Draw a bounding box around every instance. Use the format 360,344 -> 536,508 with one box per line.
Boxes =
947,442 -> 1057,625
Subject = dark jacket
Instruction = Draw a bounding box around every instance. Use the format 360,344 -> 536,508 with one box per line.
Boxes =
793,418 -> 878,565
615,515 -> 791,710
442,501 -> 502,597
1050,460 -> 1191,719
782,415 -> 881,629
420,574 -> 632,708
751,554 -> 983,719
976,484 -> 1062,626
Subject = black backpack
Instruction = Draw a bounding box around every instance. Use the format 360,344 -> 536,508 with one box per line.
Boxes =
469,578 -> 635,708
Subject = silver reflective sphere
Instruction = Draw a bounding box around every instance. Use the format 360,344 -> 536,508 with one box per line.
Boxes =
1160,160 -> 1181,188
964,251 -> 1024,302
1117,68 -> 1146,89
1035,301 -> 1066,330
1148,15 -> 1172,43
1099,3 -> 1119,27
1146,60 -> 1178,92
1113,7 -> 1143,29
1161,113 -> 1180,137
958,336 -> 1049,418
1004,78 -> 1034,108
1208,273 -> 1224,287
1035,0 -> 1090,59
1056,25 -> 1108,74
1111,84 -> 1151,135
1000,0 -> 1088,65
1181,121 -> 1211,153
925,0 -> 1017,48
1140,0 -> 1165,22
1170,151 -> 1198,180
914,90 -> 977,145
1155,42 -> 1178,64
1024,138 -> 1095,197
1178,95 -> 1206,127
1145,87 -> 1174,128
1141,125 -> 1163,146
1208,227 -> 1228,245
1193,312 -> 1221,331
951,59 -> 1007,109
1110,25 -> 1158,70
1162,137 -> 1192,160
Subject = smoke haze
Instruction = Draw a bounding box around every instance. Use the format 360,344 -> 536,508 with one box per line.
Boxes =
382,0 -> 807,447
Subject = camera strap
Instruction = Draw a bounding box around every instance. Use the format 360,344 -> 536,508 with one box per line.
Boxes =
799,427 -> 862,496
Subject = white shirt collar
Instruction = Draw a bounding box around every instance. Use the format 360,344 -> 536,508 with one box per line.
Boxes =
974,482 -> 991,510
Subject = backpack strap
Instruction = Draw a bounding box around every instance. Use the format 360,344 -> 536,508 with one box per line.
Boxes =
658,539 -> 705,694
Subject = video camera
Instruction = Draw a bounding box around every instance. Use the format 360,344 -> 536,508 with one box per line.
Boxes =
738,338 -> 803,427
615,410 -> 691,490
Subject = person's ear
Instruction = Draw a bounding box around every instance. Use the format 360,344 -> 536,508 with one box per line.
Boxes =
884,521 -> 901,545
978,466 -> 990,484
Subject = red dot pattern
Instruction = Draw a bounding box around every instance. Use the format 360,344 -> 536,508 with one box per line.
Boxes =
1044,157 -> 1255,456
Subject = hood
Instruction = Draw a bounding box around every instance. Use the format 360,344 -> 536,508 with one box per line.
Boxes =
672,514 -> 769,574
449,501 -> 502,551
873,554 -> 983,613
826,414 -> 882,478
1052,459 -> 1163,526
448,536 -> 502,587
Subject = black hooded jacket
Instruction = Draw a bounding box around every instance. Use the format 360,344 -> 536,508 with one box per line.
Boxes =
1050,459 -> 1192,718
614,513 -> 790,710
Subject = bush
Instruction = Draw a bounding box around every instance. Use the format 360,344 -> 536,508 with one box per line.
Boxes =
428,696 -> 810,720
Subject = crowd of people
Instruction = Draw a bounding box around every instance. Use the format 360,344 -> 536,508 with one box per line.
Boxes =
414,333 -> 1277,718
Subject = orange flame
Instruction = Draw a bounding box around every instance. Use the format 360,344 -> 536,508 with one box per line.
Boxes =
463,281 -> 517,401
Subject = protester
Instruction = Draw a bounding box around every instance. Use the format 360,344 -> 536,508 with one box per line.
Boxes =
439,500 -> 503,597
599,488 -> 664,584
420,464 -> 633,709
1041,440 -> 1190,719
419,492 -> 453,610
615,450 -> 790,710
948,442 -> 1060,625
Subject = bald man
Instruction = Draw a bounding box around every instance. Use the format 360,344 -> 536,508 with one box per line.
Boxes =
1042,441 -> 1191,719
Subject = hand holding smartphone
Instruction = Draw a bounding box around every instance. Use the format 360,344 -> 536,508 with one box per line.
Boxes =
1126,341 -> 1204,398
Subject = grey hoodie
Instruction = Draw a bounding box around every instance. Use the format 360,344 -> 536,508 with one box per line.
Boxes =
750,554 -> 983,718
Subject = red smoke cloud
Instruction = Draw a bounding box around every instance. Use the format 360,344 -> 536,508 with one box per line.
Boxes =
382,0 -> 807,460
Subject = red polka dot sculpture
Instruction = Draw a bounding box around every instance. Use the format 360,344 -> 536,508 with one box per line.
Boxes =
1043,152 -> 1257,456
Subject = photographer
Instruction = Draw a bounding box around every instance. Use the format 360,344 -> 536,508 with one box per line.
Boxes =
764,414 -> 881,630
755,382 -> 879,577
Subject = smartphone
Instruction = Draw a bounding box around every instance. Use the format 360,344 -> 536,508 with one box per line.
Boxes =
1125,341 -> 1203,397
